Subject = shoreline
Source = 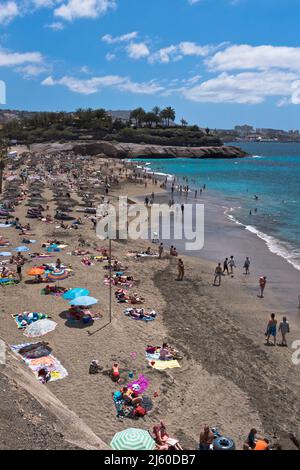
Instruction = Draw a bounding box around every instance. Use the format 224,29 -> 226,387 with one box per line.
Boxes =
134,190 -> 300,316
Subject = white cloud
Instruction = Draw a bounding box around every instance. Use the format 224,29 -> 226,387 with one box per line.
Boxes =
102,31 -> 138,44
16,63 -> 50,78
182,70 -> 300,104
126,42 -> 150,60
149,42 -> 214,63
46,21 -> 65,31
0,1 -> 19,25
54,0 -> 116,21
106,53 -> 116,61
42,74 -> 164,95
207,45 -> 300,72
0,48 -> 43,67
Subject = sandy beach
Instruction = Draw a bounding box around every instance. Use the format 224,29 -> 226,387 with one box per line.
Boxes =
1,153 -> 300,451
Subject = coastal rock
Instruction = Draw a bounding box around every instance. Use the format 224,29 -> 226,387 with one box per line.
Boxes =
73,141 -> 248,159
30,140 -> 248,159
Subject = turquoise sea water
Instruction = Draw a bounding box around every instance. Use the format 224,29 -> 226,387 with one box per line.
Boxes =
133,142 -> 300,271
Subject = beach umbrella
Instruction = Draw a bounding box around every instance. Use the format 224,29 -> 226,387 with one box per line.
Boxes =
47,269 -> 69,282
110,428 -> 155,451
24,319 -> 57,338
62,288 -> 90,300
69,296 -> 98,307
14,246 -> 30,252
27,267 -> 45,276
0,252 -> 11,257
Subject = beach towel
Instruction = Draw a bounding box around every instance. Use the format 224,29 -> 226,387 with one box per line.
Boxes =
0,277 -> 19,286
0,224 -> 12,228
148,359 -> 180,370
13,312 -> 49,329
124,308 -> 157,322
10,342 -> 68,382
127,375 -> 150,394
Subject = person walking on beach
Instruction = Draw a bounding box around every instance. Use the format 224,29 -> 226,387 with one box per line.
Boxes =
223,257 -> 229,275
181,203 -> 184,215
259,276 -> 267,298
16,259 -> 23,282
158,243 -> 164,259
244,257 -> 250,275
229,255 -> 236,275
177,259 -> 184,281
266,313 -> 277,346
278,316 -> 290,346
214,263 -> 223,286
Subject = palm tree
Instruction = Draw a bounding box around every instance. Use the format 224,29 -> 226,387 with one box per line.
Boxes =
130,107 -> 146,127
161,107 -> 176,127
152,106 -> 161,128
180,118 -> 188,127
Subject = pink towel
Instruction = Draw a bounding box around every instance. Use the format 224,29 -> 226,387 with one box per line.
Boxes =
127,374 -> 150,393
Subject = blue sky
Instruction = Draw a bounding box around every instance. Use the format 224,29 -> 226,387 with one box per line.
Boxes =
1,0 -> 300,129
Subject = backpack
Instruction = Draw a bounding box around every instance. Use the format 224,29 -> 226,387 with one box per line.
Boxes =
134,406 -> 146,417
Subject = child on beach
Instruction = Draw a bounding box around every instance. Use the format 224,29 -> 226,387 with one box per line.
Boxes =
278,316 -> 290,346
177,259 -> 184,281
259,276 -> 267,298
244,257 -> 250,275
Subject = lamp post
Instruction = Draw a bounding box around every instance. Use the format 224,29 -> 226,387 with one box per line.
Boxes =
108,237 -> 112,324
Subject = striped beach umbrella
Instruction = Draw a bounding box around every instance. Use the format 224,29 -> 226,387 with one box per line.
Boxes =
47,269 -> 69,282
110,428 -> 155,451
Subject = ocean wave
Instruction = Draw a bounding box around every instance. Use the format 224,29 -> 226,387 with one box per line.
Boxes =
224,208 -> 300,271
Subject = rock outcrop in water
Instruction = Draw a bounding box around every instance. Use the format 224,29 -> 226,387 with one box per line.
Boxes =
31,140 -> 248,159
72,141 -> 248,159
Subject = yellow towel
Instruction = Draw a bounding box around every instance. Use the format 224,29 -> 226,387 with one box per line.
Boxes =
149,360 -> 180,370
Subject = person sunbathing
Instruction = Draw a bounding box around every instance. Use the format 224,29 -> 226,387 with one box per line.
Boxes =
153,422 -> 183,450
130,293 -> 145,304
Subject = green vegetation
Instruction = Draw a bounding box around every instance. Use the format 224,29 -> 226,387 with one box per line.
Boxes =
0,107 -> 222,147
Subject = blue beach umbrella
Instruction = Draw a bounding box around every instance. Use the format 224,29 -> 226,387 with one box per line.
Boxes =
69,296 -> 98,307
0,252 -> 12,257
14,246 -> 30,252
62,288 -> 90,300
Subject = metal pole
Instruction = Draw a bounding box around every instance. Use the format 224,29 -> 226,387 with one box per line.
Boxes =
109,238 -> 112,324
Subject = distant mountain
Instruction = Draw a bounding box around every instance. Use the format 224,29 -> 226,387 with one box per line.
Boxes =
106,110 -> 131,122
0,109 -> 36,123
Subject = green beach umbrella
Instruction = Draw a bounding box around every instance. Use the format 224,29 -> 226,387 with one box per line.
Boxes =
110,428 -> 155,451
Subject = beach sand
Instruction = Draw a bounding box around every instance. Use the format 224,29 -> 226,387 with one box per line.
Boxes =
1,159 -> 300,450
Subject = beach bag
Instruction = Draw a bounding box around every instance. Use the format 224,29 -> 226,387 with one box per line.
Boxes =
134,405 -> 146,417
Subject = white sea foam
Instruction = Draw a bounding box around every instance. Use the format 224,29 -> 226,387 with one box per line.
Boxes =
224,208 -> 300,271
